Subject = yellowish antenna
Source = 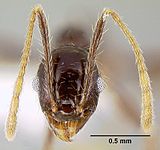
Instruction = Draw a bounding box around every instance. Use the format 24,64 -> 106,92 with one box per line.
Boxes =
78,9 -> 153,133
5,5 -> 57,140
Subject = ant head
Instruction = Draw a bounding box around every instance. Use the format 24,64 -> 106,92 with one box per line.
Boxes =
37,46 -> 99,141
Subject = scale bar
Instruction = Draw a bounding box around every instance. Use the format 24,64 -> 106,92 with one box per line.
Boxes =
90,134 -> 151,137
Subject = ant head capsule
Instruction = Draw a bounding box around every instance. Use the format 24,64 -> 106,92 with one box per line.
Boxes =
37,46 -> 100,141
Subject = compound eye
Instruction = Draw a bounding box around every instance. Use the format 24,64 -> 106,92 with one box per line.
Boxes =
32,76 -> 39,92
97,77 -> 105,93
